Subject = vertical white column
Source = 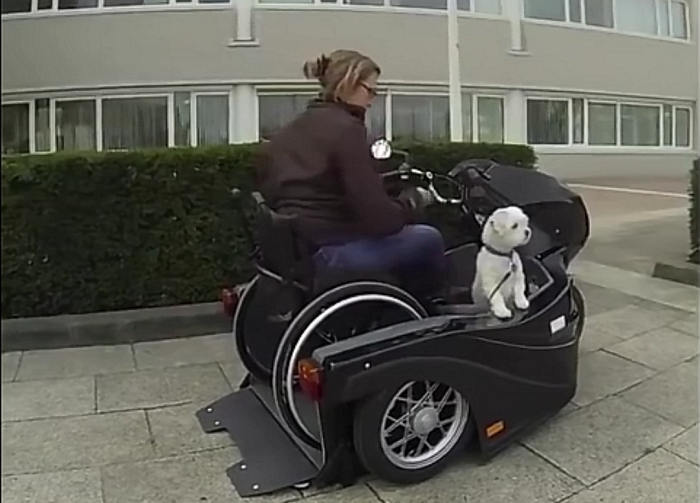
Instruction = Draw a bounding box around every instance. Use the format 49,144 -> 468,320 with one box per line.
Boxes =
233,0 -> 254,42
166,93 -> 175,147
28,100 -> 36,154
504,90 -> 527,144
234,84 -> 257,143
505,0 -> 527,53
96,98 -> 103,151
447,0 -> 463,142
49,98 -> 57,152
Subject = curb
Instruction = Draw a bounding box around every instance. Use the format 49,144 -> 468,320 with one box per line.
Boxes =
1,302 -> 231,353
652,261 -> 699,288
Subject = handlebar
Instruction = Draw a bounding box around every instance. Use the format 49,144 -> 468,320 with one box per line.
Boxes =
382,165 -> 463,205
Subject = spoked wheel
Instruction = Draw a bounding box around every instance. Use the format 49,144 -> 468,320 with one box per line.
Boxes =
272,282 -> 428,448
353,380 -> 474,484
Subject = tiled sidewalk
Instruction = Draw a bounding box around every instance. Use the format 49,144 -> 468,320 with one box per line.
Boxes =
1,264 -> 698,503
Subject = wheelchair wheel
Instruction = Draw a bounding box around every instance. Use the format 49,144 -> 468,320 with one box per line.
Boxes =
353,380 -> 474,484
272,282 -> 428,448
233,276 -> 266,383
572,283 -> 585,339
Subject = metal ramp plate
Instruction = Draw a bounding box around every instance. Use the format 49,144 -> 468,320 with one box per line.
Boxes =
196,388 -> 320,497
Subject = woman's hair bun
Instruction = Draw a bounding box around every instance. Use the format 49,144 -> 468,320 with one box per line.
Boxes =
302,53 -> 331,81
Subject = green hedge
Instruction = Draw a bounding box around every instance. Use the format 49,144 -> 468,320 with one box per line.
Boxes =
1,141 -> 536,318
690,158 -> 699,264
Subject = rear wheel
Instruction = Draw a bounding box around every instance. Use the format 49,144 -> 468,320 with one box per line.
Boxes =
571,283 -> 585,339
353,380 -> 474,484
272,282 -> 428,448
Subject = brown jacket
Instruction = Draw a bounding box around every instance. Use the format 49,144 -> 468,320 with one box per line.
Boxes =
256,99 -> 420,246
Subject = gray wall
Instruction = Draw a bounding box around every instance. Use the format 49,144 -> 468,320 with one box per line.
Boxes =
537,152 -> 697,179
2,8 -> 697,98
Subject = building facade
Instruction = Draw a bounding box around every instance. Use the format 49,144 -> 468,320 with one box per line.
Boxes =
1,0 -> 698,178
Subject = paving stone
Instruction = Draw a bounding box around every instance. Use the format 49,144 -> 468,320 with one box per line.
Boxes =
370,446 -> 582,503
575,281 -> 640,315
1,468 -> 103,503
583,303 -> 686,342
664,424 -> 698,465
1,410 -> 153,475
1,352 -> 21,382
306,484 -> 380,502
564,449 -> 698,503
1,377 -> 95,422
15,344 -> 135,381
573,350 -> 655,407
100,447 -> 300,503
579,324 -> 626,353
133,333 -> 235,370
523,396 -> 684,486
96,363 -> 230,412
146,401 -> 234,457
619,360 -> 698,427
219,360 -> 248,389
606,327 -> 698,371
669,314 -> 699,337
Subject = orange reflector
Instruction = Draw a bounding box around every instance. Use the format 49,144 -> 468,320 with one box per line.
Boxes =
486,421 -> 505,438
297,358 -> 322,401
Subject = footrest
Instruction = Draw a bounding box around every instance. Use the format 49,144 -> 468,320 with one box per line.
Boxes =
196,389 -> 319,497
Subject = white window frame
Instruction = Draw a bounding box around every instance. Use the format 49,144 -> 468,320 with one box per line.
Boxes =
472,93 -> 507,143
53,96 -> 99,153
672,105 -> 693,148
100,92 -> 170,151
525,96 -> 573,147
255,0 -> 504,17
1,99 -> 34,154
2,0 -> 234,18
189,91 -> 232,147
388,90 -> 450,142
586,99 -> 618,147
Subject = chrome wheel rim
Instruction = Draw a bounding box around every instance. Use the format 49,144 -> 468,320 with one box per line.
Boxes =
380,381 -> 469,470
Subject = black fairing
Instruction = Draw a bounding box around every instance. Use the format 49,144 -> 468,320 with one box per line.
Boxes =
456,162 -> 590,263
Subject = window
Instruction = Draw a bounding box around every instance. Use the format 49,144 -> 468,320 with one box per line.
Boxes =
1,104 -> 30,155
196,94 -> 229,146
587,102 -> 616,145
524,0 -> 566,21
572,98 -> 584,143
2,0 -> 30,13
35,99 -> 51,153
57,0 -> 98,9
584,0 -> 613,27
669,0 -> 687,38
342,0 -> 384,5
527,99 -> 569,145
662,104 -> 673,146
461,93 -> 473,141
56,100 -> 97,152
258,94 -> 312,140
391,95 -> 450,142
102,97 -> 168,150
477,96 -> 504,143
390,0 -> 446,9
620,104 -> 660,146
568,0 -> 581,21
102,0 -> 168,5
367,94 -> 386,140
38,0 -> 52,8
675,107 -> 691,147
174,92 -> 191,147
474,0 -> 501,14
616,0 -> 657,35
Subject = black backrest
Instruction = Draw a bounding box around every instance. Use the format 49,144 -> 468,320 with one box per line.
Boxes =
251,192 -> 313,286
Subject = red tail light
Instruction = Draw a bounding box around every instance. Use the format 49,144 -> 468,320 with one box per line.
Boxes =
297,358 -> 323,401
221,287 -> 240,318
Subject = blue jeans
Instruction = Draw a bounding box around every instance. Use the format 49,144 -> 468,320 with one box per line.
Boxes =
313,224 -> 446,297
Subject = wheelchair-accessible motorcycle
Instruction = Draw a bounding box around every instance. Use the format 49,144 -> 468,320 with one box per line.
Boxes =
197,139 -> 590,497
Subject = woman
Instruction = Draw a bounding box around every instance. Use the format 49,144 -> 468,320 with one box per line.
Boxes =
256,49 -> 446,297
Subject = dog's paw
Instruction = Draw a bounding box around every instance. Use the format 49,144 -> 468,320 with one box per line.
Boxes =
514,296 -> 530,310
492,306 -> 512,319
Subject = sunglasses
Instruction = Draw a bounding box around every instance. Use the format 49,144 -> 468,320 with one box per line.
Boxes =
360,83 -> 378,97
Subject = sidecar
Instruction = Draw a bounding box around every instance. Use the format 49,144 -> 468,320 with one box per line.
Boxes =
196,159 -> 589,497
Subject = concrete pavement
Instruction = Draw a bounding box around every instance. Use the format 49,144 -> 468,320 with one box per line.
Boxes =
1,264 -> 698,503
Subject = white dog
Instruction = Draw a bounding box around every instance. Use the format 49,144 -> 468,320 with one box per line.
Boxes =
472,206 -> 532,319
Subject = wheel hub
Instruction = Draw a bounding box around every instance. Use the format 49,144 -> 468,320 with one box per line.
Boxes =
411,407 -> 439,435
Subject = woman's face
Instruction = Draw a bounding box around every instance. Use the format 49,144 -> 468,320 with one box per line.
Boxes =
346,72 -> 379,109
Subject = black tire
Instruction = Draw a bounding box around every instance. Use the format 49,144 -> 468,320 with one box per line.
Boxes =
353,381 -> 475,485
272,282 -> 428,448
233,276 -> 271,382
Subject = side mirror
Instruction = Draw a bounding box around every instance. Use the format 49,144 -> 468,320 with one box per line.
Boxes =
370,138 -> 392,160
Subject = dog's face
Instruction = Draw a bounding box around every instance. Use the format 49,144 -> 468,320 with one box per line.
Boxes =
482,206 -> 531,250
